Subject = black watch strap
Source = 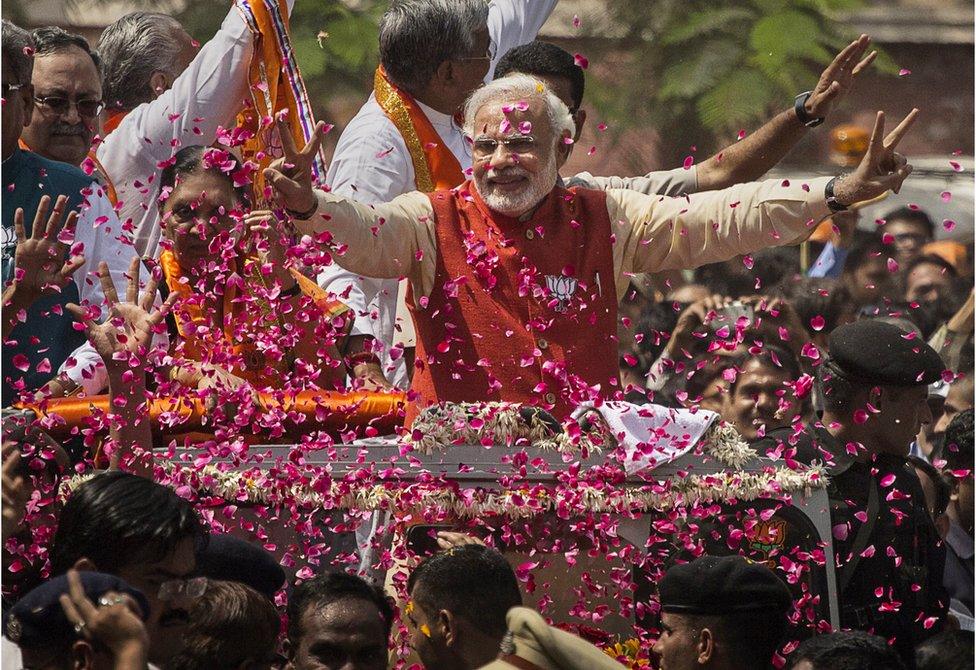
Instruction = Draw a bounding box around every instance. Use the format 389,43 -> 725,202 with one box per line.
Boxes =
794,91 -> 824,128
825,177 -> 848,213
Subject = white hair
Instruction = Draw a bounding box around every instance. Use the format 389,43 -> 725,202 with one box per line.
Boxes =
462,74 -> 575,141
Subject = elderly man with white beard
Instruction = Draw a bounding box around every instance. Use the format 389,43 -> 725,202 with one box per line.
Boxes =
265,74 -> 917,424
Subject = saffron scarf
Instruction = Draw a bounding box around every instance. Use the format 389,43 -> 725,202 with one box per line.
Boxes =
234,0 -> 326,204
373,66 -> 465,192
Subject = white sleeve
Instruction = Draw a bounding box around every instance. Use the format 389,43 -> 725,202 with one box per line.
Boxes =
486,0 -> 560,80
57,183 -> 137,393
71,183 -> 136,311
98,7 -> 254,177
323,106 -> 416,343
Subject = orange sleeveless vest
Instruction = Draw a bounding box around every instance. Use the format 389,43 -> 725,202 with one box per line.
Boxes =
404,183 -> 620,425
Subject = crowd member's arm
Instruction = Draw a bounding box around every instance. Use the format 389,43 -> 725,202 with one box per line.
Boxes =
612,110 -> 916,291
695,36 -> 876,191
2,196 -> 84,340
59,570 -> 149,670
67,259 -> 175,475
100,1 -> 294,165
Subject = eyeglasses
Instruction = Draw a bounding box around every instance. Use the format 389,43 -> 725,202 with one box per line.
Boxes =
1,82 -> 24,98
158,576 -> 208,601
472,135 -> 537,159
459,39 -> 496,63
33,95 -> 104,118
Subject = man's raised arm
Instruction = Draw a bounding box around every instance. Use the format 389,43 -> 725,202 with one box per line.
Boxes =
613,109 -> 917,281
692,35 -> 877,191
265,121 -> 436,290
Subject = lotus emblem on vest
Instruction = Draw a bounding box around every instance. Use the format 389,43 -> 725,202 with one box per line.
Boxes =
545,274 -> 578,312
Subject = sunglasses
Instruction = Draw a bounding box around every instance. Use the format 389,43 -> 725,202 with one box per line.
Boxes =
33,95 -> 104,118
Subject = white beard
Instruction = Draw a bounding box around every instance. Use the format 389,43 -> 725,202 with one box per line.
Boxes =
475,153 -> 558,217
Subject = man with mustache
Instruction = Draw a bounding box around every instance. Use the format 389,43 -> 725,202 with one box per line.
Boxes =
20,27 -> 102,168
50,471 -> 208,666
267,74 -> 916,423
2,21 -> 133,405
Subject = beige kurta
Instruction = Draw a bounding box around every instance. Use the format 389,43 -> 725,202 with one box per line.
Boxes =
300,176 -> 834,304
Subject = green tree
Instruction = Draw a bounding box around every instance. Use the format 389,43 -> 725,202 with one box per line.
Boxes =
581,0 -> 892,169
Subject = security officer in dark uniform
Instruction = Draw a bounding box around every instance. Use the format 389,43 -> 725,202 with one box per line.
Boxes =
754,320 -> 949,666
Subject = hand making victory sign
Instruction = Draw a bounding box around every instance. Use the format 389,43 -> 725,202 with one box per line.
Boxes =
833,108 -> 919,206
803,34 -> 877,120
263,117 -> 327,218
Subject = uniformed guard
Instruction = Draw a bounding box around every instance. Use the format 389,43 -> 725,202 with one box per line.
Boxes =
654,554 -> 793,670
756,320 -> 949,665
4,571 -> 149,668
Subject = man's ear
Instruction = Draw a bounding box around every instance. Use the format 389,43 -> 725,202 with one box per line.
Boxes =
71,639 -> 95,670
72,557 -> 97,572
696,626 -> 715,664
438,609 -> 457,646
572,109 -> 586,142
556,131 -> 573,168
149,71 -> 172,99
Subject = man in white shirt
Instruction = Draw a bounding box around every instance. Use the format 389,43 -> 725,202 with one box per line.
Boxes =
94,2 -> 293,258
319,0 -> 558,390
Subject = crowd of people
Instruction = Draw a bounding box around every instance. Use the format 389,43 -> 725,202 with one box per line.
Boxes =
0,0 -> 973,668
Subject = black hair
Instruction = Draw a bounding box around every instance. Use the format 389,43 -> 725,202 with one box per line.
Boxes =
286,571 -> 394,646
31,26 -> 101,74
682,354 -> 732,403
883,205 -> 935,239
407,544 -> 521,637
773,277 -> 852,338
904,253 -> 959,282
942,408 -> 974,473
692,262 -> 756,299
50,471 -> 206,576
167,580 -> 280,670
908,455 -> 951,518
726,344 -> 803,395
158,145 -> 249,208
790,630 -> 907,670
494,41 -> 585,111
751,247 -> 801,292
916,629 -> 974,670
634,301 -> 683,369
842,231 -> 893,275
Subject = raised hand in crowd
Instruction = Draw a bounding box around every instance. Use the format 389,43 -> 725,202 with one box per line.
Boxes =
833,108 -> 919,205
663,295 -> 734,359
58,570 -> 149,670
2,195 -> 84,339
264,118 -> 327,217
68,258 -> 175,472
1,442 -> 30,543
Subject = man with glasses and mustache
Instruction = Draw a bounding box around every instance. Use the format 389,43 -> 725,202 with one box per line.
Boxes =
20,27 -> 104,168
267,73 -> 918,425
1,21 -> 133,406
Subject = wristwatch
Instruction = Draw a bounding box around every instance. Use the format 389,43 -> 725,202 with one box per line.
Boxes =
825,177 -> 848,213
794,91 -> 824,128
